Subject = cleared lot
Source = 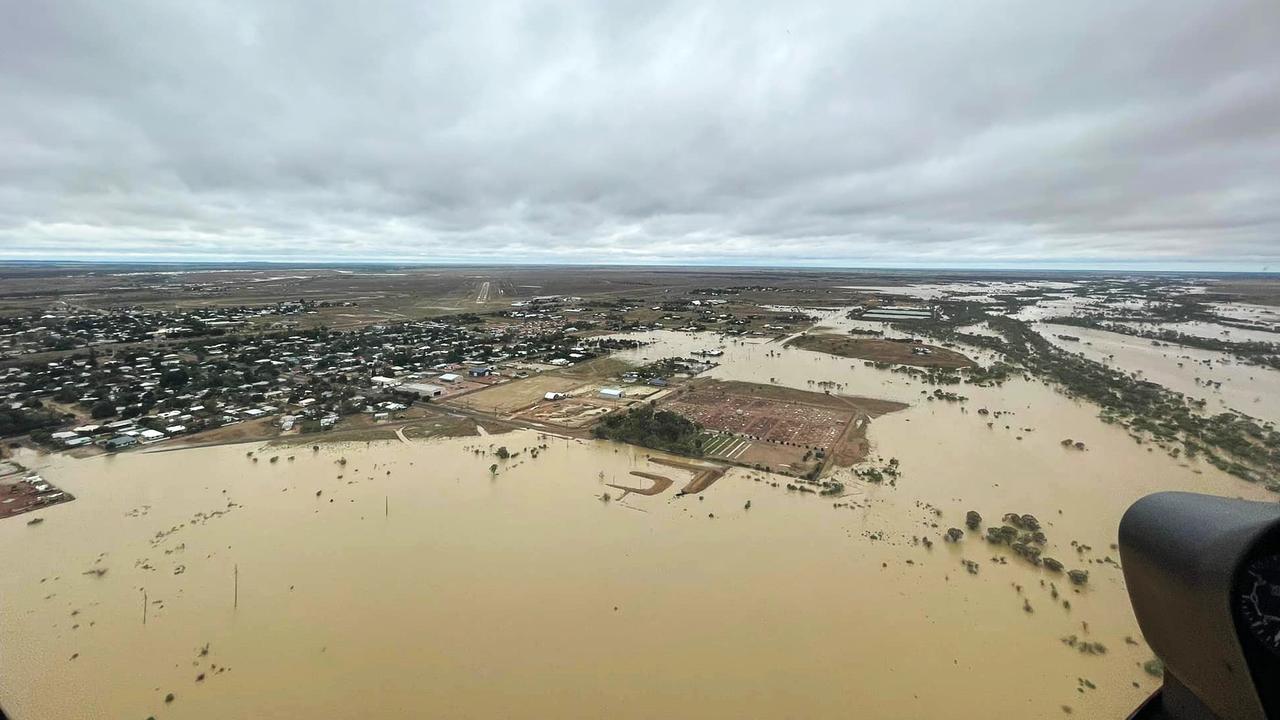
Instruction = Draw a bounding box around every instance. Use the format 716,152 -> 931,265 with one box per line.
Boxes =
444,374 -> 585,413
516,399 -> 615,429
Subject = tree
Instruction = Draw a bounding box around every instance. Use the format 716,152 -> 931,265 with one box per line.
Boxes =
592,405 -> 704,456
0,408 -> 61,438
161,368 -> 190,389
90,400 -> 117,419
965,511 -> 982,530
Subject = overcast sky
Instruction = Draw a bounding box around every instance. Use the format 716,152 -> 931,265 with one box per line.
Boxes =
1,1 -> 1278,269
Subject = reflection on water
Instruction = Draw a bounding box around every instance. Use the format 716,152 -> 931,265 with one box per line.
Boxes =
1,321 -> 1274,719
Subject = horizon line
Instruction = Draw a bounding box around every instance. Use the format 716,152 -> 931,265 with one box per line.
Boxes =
0,258 -> 1276,276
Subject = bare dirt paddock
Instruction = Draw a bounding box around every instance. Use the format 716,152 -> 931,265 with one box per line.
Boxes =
516,399 -> 615,429
442,375 -> 585,414
786,334 -> 975,369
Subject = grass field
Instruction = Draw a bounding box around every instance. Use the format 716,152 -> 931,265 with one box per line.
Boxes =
702,433 -> 750,458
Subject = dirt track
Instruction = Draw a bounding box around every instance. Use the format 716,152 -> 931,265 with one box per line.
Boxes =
607,471 -> 674,497
649,457 -> 727,494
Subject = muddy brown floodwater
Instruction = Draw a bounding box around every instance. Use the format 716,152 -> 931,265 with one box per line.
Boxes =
1038,322 -> 1280,424
1,322 -> 1274,719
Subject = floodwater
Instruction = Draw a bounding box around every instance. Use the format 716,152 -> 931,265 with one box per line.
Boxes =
1038,322 -> 1280,425
1010,295 -> 1159,322
836,281 -> 1079,301
618,308 -> 1005,390
1119,320 -> 1280,345
1209,302 -> 1280,326
2,325 -> 1275,719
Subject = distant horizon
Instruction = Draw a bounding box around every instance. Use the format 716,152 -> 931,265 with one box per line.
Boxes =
0,257 -> 1275,276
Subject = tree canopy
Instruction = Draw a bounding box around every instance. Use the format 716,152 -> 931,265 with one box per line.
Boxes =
592,404 -> 704,457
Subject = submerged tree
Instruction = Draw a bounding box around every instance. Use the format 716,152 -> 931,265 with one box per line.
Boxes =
965,510 -> 982,530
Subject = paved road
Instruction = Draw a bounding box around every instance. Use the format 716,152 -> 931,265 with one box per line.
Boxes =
476,281 -> 490,303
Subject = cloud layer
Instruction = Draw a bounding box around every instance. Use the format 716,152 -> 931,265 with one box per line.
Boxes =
2,0 -> 1278,268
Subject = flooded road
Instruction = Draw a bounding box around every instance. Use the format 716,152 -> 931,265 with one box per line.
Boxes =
2,324 -> 1275,719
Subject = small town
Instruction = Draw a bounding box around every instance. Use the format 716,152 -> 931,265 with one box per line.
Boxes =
0,293 -> 818,471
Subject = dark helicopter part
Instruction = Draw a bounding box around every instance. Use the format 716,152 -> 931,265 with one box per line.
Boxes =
1122,491 -> 1280,720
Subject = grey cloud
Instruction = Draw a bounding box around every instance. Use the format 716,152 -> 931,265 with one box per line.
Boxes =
1,0 -> 1278,268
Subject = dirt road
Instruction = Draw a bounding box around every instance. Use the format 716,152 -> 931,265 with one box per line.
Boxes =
607,471 -> 674,497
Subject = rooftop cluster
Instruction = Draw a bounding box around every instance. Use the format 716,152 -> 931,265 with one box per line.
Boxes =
0,300 -> 349,357
1,312 -> 622,450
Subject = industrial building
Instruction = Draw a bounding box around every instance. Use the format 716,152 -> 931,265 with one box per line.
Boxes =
400,382 -> 445,398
